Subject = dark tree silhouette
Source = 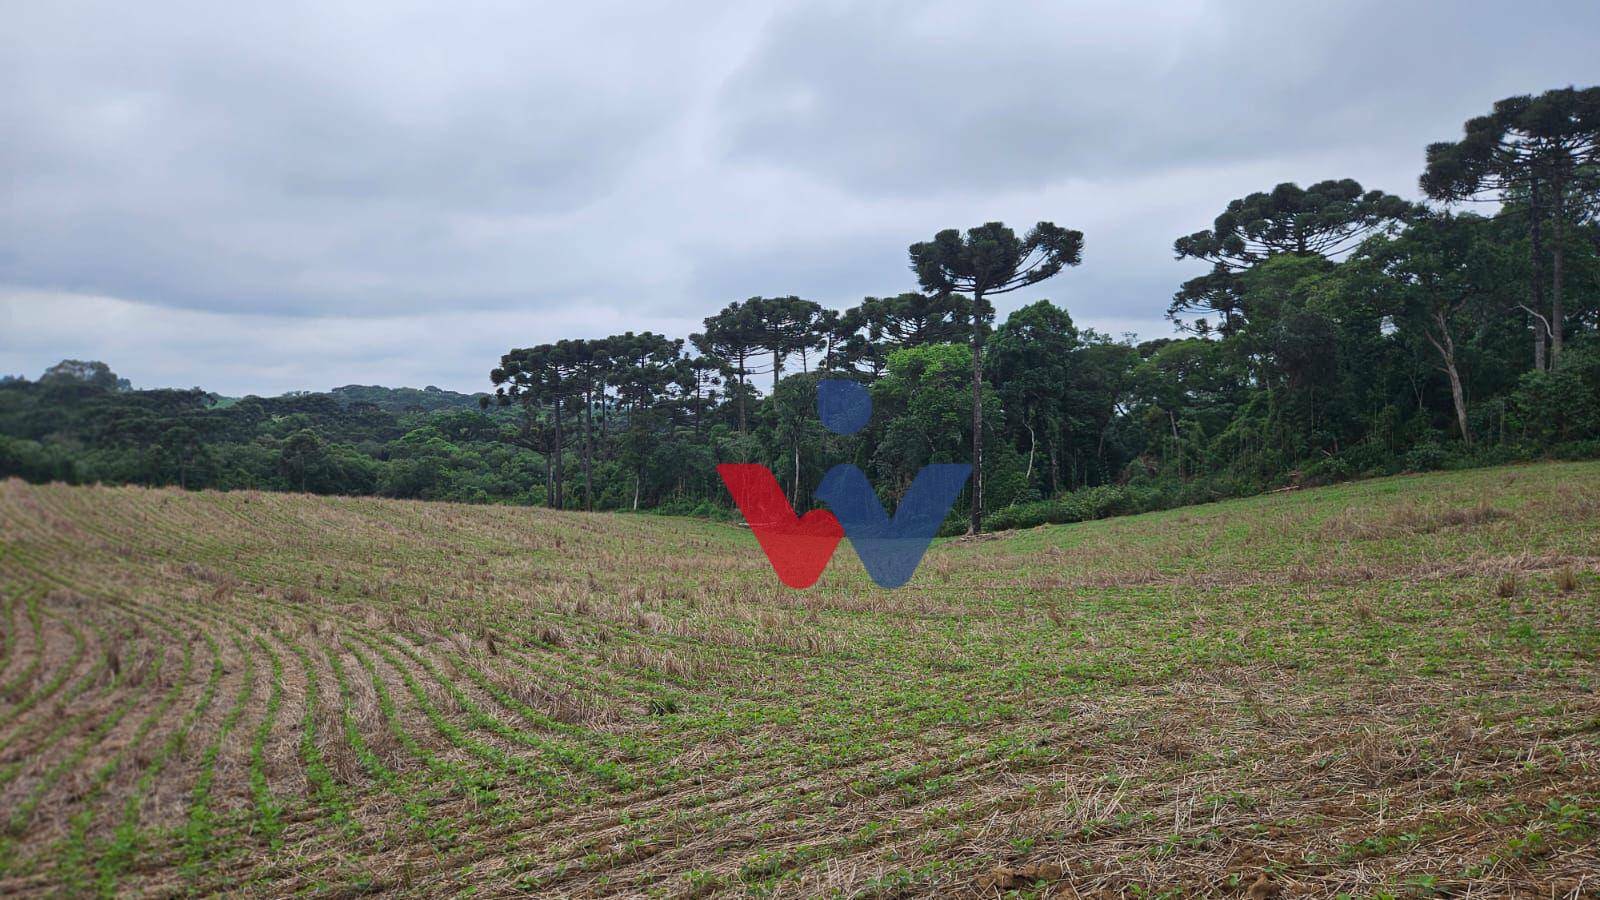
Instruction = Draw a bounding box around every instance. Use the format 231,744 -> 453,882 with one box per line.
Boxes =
1171,180 -> 1415,335
744,296 -> 827,390
1421,86 -> 1600,368
909,222 -> 1084,533
492,343 -> 581,508
695,300 -> 767,433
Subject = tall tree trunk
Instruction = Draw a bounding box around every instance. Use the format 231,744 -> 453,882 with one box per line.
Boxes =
1444,362 -> 1470,445
552,398 -> 565,509
1049,438 -> 1060,495
1023,421 -> 1035,485
1550,203 -> 1566,366
1096,416 -> 1111,479
1427,313 -> 1471,445
736,353 -> 748,434
1168,409 -> 1181,478
542,406 -> 555,509
969,289 -> 985,534
582,386 -> 594,511
1528,178 -> 1549,372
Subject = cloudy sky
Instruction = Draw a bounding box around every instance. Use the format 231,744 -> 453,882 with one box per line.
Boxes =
3,0 -> 1597,395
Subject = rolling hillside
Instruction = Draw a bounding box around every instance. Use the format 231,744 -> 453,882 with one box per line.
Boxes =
0,462 -> 1596,896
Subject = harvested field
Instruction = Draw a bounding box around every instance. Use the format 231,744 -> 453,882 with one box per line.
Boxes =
0,461 -> 1597,897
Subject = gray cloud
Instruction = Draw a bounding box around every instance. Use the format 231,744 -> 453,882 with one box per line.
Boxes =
2,0 -> 1597,394
716,0 -> 1599,194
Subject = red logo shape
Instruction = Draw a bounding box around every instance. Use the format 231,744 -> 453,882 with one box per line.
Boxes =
716,463 -> 843,589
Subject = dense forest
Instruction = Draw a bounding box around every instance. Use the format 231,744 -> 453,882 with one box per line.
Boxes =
5,87 -> 1599,533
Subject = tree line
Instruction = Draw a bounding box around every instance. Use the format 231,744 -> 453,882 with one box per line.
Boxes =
5,86 -> 1599,532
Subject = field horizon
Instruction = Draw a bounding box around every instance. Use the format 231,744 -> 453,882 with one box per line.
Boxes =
1,461 -> 1597,897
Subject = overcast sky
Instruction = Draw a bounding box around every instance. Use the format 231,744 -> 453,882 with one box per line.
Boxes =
3,0 -> 1597,395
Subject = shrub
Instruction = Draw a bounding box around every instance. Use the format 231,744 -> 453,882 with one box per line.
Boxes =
1403,441 -> 1448,472
1301,455 -> 1355,486
1550,439 -> 1600,462
983,484 -> 1150,531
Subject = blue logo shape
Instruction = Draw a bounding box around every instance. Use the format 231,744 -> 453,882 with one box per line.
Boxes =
815,463 -> 971,588
814,379 -> 971,588
817,379 -> 871,436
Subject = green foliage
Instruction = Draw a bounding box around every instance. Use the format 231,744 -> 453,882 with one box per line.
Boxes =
327,384 -> 485,413
1509,336 -> 1600,443
983,484 -> 1154,531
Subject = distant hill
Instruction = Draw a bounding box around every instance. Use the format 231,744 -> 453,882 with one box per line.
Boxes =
5,359 -> 490,415
326,384 -> 488,413
187,384 -> 488,411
